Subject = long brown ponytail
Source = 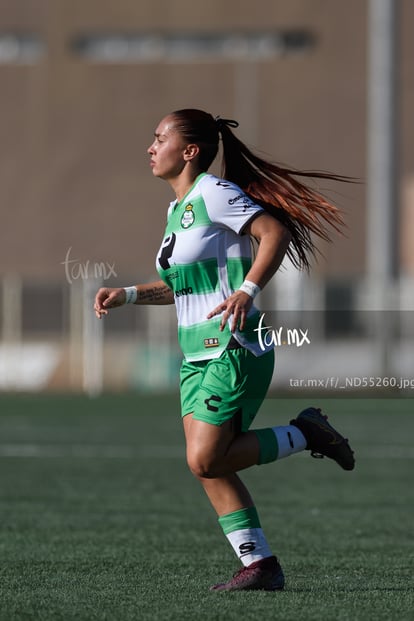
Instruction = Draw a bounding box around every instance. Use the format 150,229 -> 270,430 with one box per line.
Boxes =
171,109 -> 351,270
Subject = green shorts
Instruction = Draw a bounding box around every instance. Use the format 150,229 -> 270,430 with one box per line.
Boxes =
179,347 -> 274,432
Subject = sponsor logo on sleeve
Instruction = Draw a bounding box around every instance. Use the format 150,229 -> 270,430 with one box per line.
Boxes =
228,194 -> 254,210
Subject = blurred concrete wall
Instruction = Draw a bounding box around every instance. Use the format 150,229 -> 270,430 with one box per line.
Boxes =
2,0 -> 412,283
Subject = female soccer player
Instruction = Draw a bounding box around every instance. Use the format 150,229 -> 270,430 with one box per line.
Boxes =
94,109 -> 355,591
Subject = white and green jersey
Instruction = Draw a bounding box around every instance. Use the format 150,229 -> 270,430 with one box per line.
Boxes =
156,173 -> 272,361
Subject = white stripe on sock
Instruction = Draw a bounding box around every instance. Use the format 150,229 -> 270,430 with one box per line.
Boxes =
272,425 -> 307,459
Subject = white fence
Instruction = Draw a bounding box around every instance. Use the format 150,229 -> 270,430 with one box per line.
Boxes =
0,274 -> 413,395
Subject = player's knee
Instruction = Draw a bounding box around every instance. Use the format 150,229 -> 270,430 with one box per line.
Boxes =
186,448 -> 221,479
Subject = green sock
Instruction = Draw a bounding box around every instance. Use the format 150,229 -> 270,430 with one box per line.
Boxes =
254,428 -> 279,464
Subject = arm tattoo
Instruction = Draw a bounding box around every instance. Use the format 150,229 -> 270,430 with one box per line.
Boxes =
137,283 -> 174,305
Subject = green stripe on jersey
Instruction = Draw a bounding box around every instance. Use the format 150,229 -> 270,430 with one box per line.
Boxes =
177,311 -> 263,360
162,259 -> 220,295
178,317 -> 231,360
226,257 -> 252,291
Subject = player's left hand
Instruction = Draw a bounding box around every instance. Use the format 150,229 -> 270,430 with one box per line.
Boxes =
207,290 -> 253,332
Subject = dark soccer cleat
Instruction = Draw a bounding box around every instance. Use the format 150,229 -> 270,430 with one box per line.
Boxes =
290,407 -> 355,471
210,556 -> 285,592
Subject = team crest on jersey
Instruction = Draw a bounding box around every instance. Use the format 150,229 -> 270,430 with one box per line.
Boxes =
181,203 -> 195,229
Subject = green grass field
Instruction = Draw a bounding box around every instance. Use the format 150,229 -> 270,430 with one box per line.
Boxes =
0,393 -> 412,620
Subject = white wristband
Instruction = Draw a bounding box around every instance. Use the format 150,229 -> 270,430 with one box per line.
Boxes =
238,280 -> 261,299
124,286 -> 138,304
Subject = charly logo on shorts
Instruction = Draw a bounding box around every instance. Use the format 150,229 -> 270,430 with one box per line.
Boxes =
181,203 -> 195,229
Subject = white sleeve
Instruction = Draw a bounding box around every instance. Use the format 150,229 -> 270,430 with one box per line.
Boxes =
200,177 -> 264,234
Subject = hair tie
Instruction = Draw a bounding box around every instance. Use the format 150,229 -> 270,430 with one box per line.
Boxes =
214,116 -> 239,131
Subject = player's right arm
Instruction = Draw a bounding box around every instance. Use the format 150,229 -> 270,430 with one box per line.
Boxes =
94,280 -> 174,318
